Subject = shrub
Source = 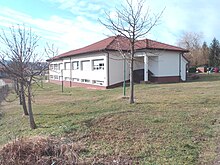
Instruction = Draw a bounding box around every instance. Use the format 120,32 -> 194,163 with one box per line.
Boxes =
188,67 -> 197,73
0,137 -> 81,165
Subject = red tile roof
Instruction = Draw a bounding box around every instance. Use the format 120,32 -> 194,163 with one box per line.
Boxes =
49,35 -> 188,60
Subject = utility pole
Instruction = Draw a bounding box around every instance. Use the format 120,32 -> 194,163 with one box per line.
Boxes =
123,58 -> 126,96
61,69 -> 64,93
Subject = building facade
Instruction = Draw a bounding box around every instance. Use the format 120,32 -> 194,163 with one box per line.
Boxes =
48,36 -> 188,89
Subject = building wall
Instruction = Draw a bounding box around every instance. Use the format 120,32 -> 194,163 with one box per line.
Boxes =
157,51 -> 180,77
134,57 -> 144,70
134,50 -> 187,83
181,55 -> 188,81
49,50 -> 188,88
148,56 -> 159,75
49,52 -> 108,87
108,52 -> 130,86
49,59 -> 63,81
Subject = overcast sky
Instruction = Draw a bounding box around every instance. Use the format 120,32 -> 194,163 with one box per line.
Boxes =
0,0 -> 219,55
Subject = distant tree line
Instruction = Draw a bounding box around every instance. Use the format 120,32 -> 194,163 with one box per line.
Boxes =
177,32 -> 220,67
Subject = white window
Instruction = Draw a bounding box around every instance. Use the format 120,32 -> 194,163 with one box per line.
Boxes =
64,62 -> 71,70
93,59 -> 104,70
72,61 -> 79,70
54,75 -> 58,80
81,60 -> 90,71
54,64 -> 58,70
50,75 -> 53,79
81,79 -> 90,83
59,63 -> 63,70
50,64 -> 54,70
93,80 -> 104,85
72,78 -> 79,82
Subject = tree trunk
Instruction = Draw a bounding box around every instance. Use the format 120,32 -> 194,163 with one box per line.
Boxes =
27,82 -> 36,129
20,82 -> 28,115
17,81 -> 23,105
129,44 -> 135,104
14,79 -> 19,95
13,79 -> 22,105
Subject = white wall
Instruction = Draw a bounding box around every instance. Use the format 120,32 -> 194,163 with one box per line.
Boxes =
49,59 -> 63,80
181,55 -> 187,81
109,52 -> 130,86
134,57 -> 144,70
148,56 -> 159,75
157,51 -> 180,77
49,50 -> 188,87
49,52 -> 108,86
135,50 -> 187,79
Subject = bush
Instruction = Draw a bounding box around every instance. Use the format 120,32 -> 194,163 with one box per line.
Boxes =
0,137 -> 82,165
188,67 -> 197,73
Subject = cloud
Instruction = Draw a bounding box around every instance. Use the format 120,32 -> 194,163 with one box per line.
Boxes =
2,0 -> 220,58
0,6 -> 111,55
148,0 -> 220,44
44,0 -> 118,20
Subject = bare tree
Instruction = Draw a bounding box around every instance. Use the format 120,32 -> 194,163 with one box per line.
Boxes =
177,31 -> 203,66
100,0 -> 163,104
0,25 -> 49,129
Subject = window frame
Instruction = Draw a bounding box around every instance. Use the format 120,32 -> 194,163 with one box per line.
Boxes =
81,60 -> 90,71
72,61 -> 79,70
93,59 -> 104,70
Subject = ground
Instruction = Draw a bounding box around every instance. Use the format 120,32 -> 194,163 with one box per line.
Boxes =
1,74 -> 220,164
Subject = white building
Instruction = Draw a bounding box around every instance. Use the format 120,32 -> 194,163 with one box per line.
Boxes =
48,36 -> 188,89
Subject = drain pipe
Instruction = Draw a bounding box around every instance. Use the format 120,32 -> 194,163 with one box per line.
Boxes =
70,57 -> 72,87
179,53 -> 182,82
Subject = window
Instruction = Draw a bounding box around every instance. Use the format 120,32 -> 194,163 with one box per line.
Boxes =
93,59 -> 104,70
59,63 -> 63,70
72,61 -> 79,70
59,76 -> 62,80
72,78 -> 79,82
64,62 -> 70,70
50,75 -> 53,79
50,64 -> 54,70
64,62 -> 71,70
54,64 -> 58,70
54,75 -> 59,80
93,80 -> 104,85
81,60 -> 90,71
81,79 -> 90,83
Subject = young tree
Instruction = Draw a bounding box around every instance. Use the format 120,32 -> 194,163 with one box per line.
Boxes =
0,25 -> 48,129
100,0 -> 163,104
209,38 -> 220,67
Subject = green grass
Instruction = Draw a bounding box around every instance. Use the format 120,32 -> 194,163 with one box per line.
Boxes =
1,73 -> 220,164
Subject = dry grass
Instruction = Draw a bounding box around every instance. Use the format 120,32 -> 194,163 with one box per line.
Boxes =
0,136 -> 83,165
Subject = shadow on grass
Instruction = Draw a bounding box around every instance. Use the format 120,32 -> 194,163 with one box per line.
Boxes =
187,73 -> 220,83
137,99 -> 217,106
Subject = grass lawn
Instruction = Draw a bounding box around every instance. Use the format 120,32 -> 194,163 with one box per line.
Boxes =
1,73 -> 220,164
